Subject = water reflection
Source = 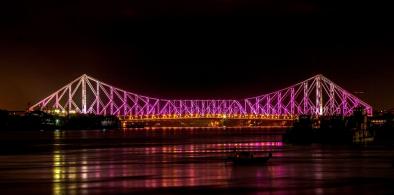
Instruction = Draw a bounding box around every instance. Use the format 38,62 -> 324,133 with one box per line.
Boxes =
53,130 -> 64,195
50,129 -> 282,194
0,129 -> 391,194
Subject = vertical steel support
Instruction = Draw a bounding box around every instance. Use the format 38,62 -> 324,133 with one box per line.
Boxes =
189,100 -> 193,114
277,92 -> 281,114
55,93 -> 59,109
241,98 -> 246,112
303,82 -> 308,114
212,101 -> 216,114
290,87 -> 295,115
156,100 -> 160,115
224,100 -> 227,114
82,75 -> 87,114
202,101 -> 205,115
110,87 -> 114,115
123,92 -> 128,116
329,82 -> 335,115
179,100 -> 182,115
147,97 -> 150,115
316,75 -> 323,116
68,85 -> 72,113
146,98 -> 150,115
96,82 -> 100,115
342,92 -> 347,116
134,96 -> 138,115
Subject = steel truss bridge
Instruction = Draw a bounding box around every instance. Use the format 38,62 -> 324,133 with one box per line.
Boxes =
29,74 -> 372,118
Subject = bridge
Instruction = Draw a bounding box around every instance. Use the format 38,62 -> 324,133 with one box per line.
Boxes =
29,74 -> 372,122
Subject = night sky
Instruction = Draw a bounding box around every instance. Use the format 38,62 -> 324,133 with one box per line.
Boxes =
0,1 -> 393,110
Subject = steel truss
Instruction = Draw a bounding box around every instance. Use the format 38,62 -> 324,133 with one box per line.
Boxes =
29,74 -> 372,116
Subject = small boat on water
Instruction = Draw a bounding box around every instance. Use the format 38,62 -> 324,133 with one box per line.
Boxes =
226,150 -> 272,165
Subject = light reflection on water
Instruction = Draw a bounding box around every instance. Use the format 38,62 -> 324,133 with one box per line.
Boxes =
51,136 -> 282,193
0,129 -> 393,194
49,129 -> 284,194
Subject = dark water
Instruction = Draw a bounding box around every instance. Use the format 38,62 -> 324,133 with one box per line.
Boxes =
0,128 -> 393,195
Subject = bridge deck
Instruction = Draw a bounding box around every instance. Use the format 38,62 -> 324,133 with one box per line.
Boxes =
119,116 -> 295,128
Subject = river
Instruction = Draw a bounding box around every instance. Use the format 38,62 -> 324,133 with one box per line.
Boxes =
0,128 -> 393,194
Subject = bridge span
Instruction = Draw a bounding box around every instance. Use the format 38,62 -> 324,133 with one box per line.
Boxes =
29,74 -> 372,121
119,114 -> 296,128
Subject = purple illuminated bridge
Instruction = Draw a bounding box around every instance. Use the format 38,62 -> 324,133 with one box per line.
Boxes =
29,74 -> 372,118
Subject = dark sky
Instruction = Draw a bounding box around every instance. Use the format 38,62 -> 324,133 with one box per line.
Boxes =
0,0 -> 393,110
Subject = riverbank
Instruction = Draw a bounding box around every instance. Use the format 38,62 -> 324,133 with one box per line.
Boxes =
283,113 -> 394,145
0,109 -> 119,131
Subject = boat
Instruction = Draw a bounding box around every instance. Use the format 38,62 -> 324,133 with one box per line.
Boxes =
226,150 -> 272,165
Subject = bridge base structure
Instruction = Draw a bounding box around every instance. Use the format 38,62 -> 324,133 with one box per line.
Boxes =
119,114 -> 296,128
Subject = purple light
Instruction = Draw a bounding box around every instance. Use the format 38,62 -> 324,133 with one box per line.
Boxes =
30,74 -> 373,117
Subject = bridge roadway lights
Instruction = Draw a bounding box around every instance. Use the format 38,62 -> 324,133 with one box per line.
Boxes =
118,114 -> 297,121
119,115 -> 296,128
